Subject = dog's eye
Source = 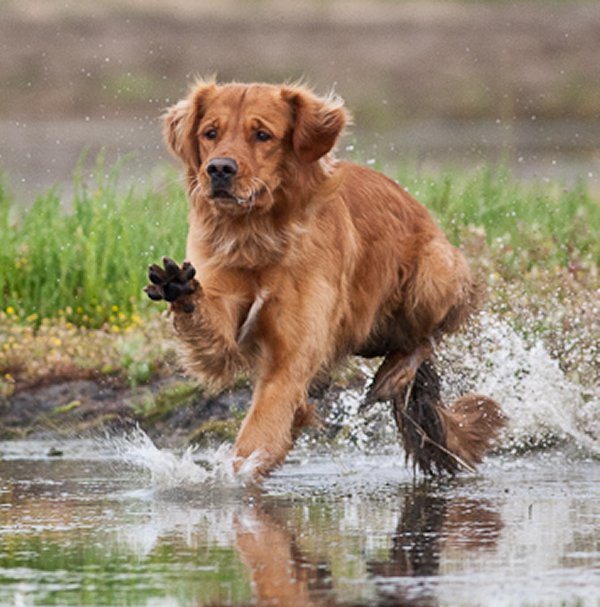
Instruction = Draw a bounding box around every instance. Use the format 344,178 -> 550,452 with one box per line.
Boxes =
256,130 -> 272,142
204,128 -> 218,140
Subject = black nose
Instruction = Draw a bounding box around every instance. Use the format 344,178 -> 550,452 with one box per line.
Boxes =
206,157 -> 238,185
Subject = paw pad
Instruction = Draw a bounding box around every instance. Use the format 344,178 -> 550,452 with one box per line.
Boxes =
144,257 -> 198,312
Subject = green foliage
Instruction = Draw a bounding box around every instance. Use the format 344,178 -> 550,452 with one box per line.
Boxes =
135,380 -> 199,420
0,155 -> 188,327
398,165 -> 599,273
119,333 -> 155,386
189,419 -> 243,446
0,158 -> 598,330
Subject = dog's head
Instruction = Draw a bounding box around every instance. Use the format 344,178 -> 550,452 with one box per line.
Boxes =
164,79 -> 349,214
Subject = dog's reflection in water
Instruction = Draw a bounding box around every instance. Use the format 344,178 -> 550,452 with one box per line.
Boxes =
234,486 -> 503,607
235,507 -> 330,606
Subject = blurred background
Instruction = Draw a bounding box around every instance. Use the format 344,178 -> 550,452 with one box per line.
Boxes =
1,0 -> 599,201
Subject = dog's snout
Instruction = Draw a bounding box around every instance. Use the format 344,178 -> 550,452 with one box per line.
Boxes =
206,157 -> 238,183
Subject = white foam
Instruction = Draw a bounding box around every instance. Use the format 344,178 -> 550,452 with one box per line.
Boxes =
114,427 -> 262,491
441,312 -> 600,455
317,312 -> 599,457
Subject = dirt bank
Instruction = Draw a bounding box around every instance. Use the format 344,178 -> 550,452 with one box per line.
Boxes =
0,371 -> 361,450
0,372 -> 246,445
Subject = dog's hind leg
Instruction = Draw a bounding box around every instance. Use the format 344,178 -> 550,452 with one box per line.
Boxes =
365,238 -> 505,473
291,401 -> 321,441
364,340 -> 505,474
365,340 -> 433,405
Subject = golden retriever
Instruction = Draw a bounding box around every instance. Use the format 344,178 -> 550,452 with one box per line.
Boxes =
145,79 -> 506,478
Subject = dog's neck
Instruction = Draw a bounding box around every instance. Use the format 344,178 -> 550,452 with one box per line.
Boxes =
187,159 -> 336,271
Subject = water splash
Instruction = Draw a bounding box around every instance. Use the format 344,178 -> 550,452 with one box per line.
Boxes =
319,313 -> 599,457
113,426 -> 260,492
440,312 -> 600,455
112,312 -> 598,493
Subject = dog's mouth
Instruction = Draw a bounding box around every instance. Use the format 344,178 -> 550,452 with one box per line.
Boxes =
210,188 -> 265,208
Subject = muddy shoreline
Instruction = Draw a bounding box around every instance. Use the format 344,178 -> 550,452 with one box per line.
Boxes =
0,373 -> 361,450
0,374 -> 249,445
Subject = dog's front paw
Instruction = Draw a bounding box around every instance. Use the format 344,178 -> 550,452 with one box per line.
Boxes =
144,257 -> 199,313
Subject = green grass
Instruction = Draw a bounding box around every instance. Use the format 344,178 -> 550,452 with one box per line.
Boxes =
0,158 -> 598,329
0,155 -> 188,327
398,166 -> 599,275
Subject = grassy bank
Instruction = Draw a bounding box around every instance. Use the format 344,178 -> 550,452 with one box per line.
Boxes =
0,155 -> 189,328
0,160 -> 598,396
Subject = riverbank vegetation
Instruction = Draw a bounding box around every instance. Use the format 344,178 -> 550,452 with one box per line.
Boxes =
1,160 -> 598,400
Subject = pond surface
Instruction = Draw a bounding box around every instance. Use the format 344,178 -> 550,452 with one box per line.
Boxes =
1,437 -> 598,607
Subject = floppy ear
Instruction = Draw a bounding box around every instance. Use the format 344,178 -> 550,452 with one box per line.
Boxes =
282,86 -> 349,164
163,98 -> 191,161
163,81 -> 217,170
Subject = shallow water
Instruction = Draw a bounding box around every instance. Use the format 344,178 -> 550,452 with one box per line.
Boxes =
1,314 -> 598,606
1,437 -> 599,607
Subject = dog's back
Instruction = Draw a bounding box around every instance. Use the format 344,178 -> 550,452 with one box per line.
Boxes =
328,161 -> 474,358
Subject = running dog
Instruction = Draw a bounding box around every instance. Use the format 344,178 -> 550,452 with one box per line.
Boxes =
145,79 -> 506,478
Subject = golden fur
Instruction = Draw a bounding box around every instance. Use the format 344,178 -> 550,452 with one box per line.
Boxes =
147,79 -> 506,478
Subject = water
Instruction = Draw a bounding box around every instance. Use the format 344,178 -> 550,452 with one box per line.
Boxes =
0,439 -> 599,607
1,315 -> 599,606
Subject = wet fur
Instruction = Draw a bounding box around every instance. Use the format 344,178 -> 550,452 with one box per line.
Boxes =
393,361 -> 506,474
157,79 -> 506,477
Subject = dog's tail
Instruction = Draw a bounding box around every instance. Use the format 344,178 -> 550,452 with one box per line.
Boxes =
393,360 -> 506,475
